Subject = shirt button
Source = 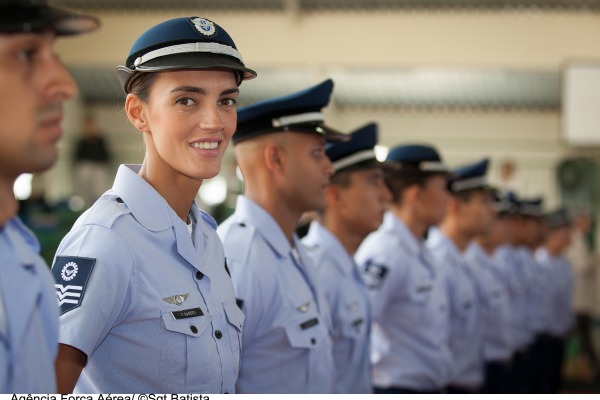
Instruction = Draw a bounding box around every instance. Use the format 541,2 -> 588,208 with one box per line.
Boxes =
311,338 -> 316,345
215,330 -> 223,339
190,325 -> 198,334
196,271 -> 204,280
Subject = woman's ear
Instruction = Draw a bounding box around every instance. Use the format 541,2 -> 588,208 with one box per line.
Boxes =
124,94 -> 146,132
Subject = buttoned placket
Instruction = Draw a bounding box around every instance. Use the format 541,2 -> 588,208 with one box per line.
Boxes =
290,246 -> 321,313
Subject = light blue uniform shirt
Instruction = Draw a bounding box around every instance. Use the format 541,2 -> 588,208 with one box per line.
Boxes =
302,221 -> 372,394
464,242 -> 514,363
0,217 -> 58,393
355,212 -> 452,391
427,228 -> 484,390
515,246 -> 551,335
54,165 -> 242,394
534,248 -> 575,337
217,196 -> 335,394
493,245 -> 535,351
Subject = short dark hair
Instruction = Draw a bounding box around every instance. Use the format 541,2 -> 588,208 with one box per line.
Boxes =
330,164 -> 380,188
453,188 -> 481,203
384,166 -> 441,203
330,169 -> 352,188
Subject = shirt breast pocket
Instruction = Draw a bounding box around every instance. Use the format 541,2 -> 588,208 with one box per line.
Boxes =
407,281 -> 434,325
337,299 -> 367,340
223,301 -> 244,369
280,317 -> 327,391
335,307 -> 366,367
409,282 -> 433,305
159,306 -> 214,387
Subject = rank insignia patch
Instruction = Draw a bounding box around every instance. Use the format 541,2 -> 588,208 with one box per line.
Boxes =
52,256 -> 96,315
362,260 -> 389,290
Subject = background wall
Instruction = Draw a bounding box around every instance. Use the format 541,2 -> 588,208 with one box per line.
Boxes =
40,8 -> 600,218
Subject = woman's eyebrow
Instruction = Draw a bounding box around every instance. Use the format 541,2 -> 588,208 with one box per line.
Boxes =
169,86 -> 240,95
170,85 -> 205,94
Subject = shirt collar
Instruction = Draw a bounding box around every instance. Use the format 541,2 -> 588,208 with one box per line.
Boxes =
383,211 -> 421,256
6,216 -> 40,268
427,226 -> 464,262
112,164 -> 176,232
304,220 -> 355,273
466,241 -> 492,266
234,195 -> 292,257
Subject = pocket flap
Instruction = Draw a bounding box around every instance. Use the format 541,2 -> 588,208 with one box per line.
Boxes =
223,301 -> 244,332
283,319 -> 321,349
161,306 -> 213,337
339,317 -> 366,339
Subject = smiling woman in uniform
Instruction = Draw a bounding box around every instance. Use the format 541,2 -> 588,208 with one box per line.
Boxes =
52,16 -> 256,394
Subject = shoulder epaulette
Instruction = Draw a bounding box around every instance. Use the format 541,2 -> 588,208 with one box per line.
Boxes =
221,221 -> 256,264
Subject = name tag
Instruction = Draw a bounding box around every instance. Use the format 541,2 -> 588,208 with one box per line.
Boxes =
172,307 -> 204,320
417,284 -> 432,293
352,318 -> 364,328
300,318 -> 319,330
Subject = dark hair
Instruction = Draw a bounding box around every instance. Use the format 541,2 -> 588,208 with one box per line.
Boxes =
129,73 -> 158,103
330,164 -> 380,188
384,167 -> 437,204
454,189 -> 477,203
330,170 -> 352,188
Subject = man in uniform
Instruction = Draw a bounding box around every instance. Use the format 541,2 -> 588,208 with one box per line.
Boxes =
495,195 -> 545,393
0,0 -> 98,392
427,158 -> 494,393
302,123 -> 391,393
535,208 -> 575,393
465,191 -> 515,393
218,79 -> 344,393
566,211 -> 600,381
355,144 -> 453,394
514,196 -> 552,393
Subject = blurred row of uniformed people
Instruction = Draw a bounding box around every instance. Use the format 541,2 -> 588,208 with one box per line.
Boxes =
214,75 -> 578,393
1,1 -> 585,394
356,148 -> 577,394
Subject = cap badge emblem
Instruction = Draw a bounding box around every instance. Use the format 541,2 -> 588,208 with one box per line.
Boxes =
191,18 -> 216,36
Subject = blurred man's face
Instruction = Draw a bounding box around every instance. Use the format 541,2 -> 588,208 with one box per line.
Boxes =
416,174 -> 451,226
334,166 -> 391,238
458,190 -> 496,237
0,31 -> 77,181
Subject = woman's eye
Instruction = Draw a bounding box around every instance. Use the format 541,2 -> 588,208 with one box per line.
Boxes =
176,98 -> 196,106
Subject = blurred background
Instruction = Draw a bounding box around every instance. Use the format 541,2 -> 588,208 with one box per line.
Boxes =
15,1 -> 600,391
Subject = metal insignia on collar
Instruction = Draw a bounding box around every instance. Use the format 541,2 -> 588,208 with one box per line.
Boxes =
162,293 -> 189,306
191,17 -> 216,36
297,302 -> 310,313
